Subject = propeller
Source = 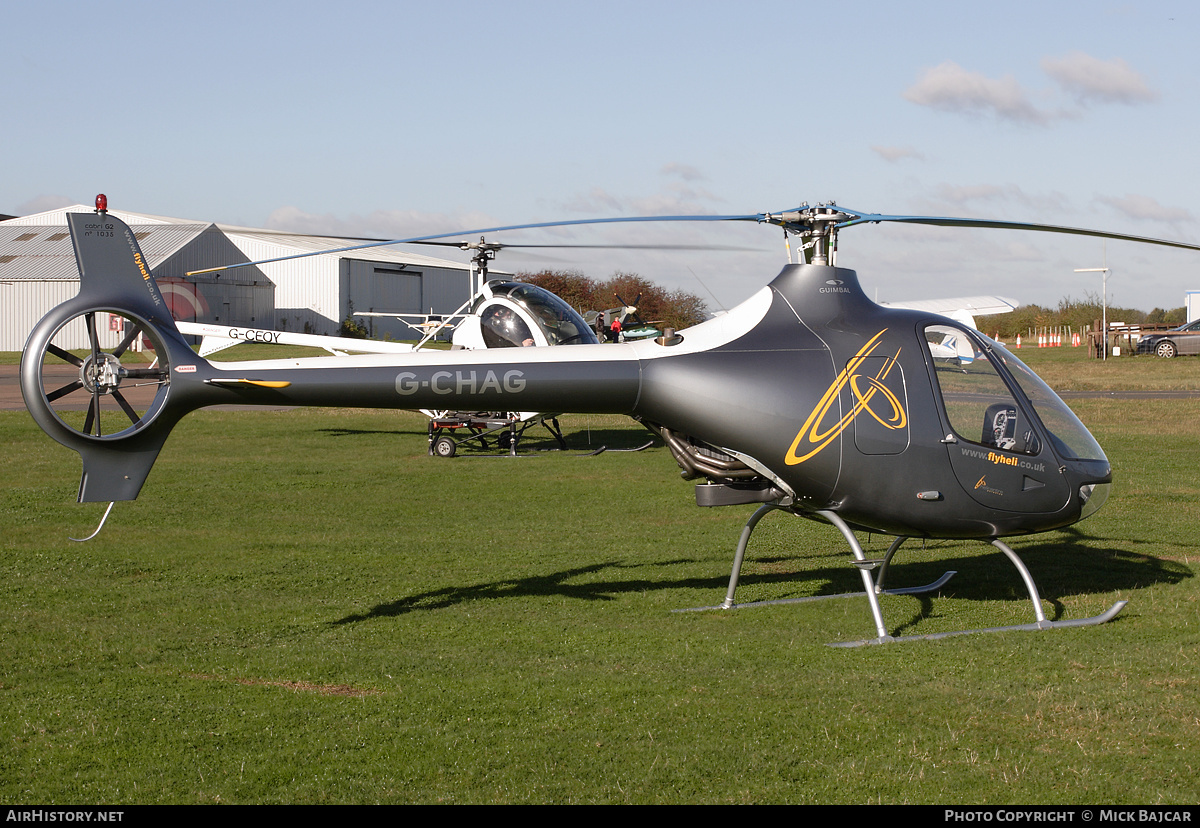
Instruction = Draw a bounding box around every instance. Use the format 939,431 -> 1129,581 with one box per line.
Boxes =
834,209 -> 1200,248
614,293 -> 648,327
405,240 -> 758,252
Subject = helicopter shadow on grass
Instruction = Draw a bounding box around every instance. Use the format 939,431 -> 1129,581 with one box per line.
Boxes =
330,557 -> 713,626
330,525 -> 1191,631
317,427 -> 420,439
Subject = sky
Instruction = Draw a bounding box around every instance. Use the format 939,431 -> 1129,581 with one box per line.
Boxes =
5,0 -> 1199,314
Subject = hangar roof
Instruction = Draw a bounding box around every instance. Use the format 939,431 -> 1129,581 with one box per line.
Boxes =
0,206 -> 474,282
0,208 -> 210,281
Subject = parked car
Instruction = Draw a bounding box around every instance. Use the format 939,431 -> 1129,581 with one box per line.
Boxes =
1137,319 -> 1200,358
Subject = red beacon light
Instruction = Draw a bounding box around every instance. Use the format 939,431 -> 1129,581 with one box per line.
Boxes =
95,194 -> 108,213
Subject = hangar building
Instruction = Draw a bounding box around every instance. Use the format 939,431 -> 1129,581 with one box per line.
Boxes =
0,205 -> 478,351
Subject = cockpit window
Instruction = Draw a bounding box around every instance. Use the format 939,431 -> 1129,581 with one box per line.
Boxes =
987,338 -> 1106,462
489,282 -> 599,346
480,304 -> 535,348
925,324 -> 1106,463
925,324 -> 1041,455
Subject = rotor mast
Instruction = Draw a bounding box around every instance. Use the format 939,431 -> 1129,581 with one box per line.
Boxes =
460,237 -> 503,294
763,204 -> 855,266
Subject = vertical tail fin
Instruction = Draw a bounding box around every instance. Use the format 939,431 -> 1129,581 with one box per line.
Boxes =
21,210 -> 199,501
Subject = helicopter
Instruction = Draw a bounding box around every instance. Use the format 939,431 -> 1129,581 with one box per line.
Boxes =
176,233 -> 600,356
21,197 -> 1200,644
346,236 -> 600,351
176,236 -> 604,455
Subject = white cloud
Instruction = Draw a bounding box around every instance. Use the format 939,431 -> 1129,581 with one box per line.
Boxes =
561,178 -> 726,218
904,52 -> 1154,125
931,184 -> 1071,215
628,192 -> 722,216
263,205 -> 497,240
1041,52 -> 1157,105
934,184 -> 1010,205
1096,194 -> 1193,225
903,61 -> 1051,124
15,194 -> 75,215
561,187 -> 625,215
661,163 -> 707,181
871,146 -> 925,163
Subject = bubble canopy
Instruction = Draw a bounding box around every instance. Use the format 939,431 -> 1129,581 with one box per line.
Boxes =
475,282 -> 599,348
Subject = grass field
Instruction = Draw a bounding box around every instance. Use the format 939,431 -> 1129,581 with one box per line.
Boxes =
2,345 -> 1199,804
996,344 -> 1200,391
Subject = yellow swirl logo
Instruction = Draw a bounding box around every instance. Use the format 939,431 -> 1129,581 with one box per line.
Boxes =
785,329 -> 906,465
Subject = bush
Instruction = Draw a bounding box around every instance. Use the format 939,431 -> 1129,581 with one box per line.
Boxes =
518,270 -> 708,330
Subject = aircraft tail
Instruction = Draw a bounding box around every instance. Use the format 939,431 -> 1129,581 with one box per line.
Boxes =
20,209 -> 203,501
20,207 -> 646,502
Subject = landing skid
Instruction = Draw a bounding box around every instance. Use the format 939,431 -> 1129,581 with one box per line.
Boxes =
680,503 -> 1126,645
573,439 -> 656,456
830,601 -> 1128,647
675,570 -> 958,613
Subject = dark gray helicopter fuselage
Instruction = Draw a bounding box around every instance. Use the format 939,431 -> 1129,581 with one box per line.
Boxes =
635,263 -> 1110,539
22,212 -> 1111,540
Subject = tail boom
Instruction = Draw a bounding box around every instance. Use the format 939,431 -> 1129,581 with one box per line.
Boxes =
22,210 -> 648,502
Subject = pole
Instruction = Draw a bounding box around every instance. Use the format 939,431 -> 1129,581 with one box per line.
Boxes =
1076,264 -> 1111,361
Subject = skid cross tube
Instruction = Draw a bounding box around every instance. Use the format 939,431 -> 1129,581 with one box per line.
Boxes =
678,506 -> 954,635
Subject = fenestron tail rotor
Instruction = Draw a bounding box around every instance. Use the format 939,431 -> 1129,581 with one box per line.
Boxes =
32,309 -> 172,440
20,205 -> 204,502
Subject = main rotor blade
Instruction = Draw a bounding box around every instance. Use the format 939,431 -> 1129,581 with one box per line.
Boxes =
185,202 -> 1200,279
407,241 -> 758,252
187,213 -> 766,276
835,210 -> 1200,252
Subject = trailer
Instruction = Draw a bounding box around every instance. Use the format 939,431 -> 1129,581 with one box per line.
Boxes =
427,412 -> 567,457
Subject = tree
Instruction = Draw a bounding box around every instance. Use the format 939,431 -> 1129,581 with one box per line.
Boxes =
1145,306 -> 1187,326
514,270 -> 597,315
517,270 -> 709,331
976,293 -> 1185,340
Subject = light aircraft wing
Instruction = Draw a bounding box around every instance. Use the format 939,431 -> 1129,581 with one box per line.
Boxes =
353,310 -> 469,337
879,295 -> 1018,330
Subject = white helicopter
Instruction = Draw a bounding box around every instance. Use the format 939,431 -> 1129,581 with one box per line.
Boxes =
177,235 -> 603,456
